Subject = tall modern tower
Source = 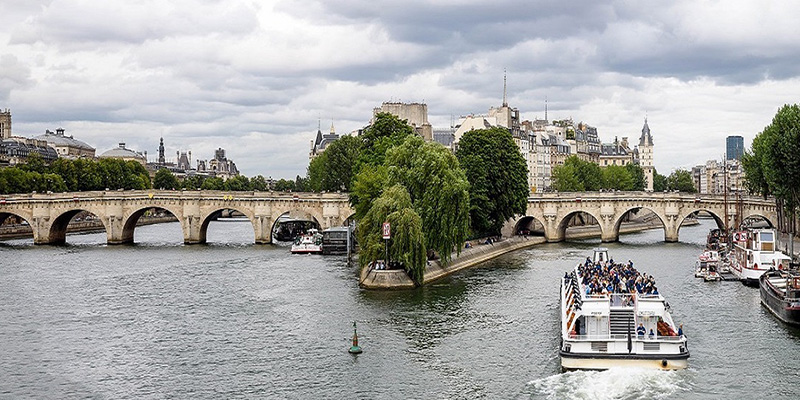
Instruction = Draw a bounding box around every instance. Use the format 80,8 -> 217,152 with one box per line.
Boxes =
638,118 -> 655,192
726,135 -> 744,160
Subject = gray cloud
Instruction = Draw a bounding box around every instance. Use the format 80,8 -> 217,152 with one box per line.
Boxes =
2,0 -> 800,178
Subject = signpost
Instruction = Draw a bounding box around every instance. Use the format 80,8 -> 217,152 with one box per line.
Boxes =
382,222 -> 391,268
382,222 -> 391,240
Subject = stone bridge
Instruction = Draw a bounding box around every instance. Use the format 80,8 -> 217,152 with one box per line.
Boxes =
0,190 -> 353,245
508,192 -> 777,242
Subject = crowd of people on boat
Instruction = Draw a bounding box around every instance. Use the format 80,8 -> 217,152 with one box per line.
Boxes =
576,257 -> 660,298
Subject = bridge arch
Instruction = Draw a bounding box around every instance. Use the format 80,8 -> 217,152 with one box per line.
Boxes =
556,209 -> 604,243
610,206 -> 669,243
739,213 -> 776,229
198,206 -> 258,244
511,215 -> 547,238
0,210 -> 36,242
269,209 -> 325,243
49,208 -> 108,245
119,205 -> 184,245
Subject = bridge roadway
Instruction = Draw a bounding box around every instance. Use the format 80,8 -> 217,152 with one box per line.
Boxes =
0,190 -> 777,245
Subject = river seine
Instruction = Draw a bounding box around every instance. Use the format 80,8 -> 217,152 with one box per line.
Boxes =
1,218 -> 799,399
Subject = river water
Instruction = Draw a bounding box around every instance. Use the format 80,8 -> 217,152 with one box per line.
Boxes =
1,218 -> 799,399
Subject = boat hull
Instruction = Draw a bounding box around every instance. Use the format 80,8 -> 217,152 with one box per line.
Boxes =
760,278 -> 800,326
290,245 -> 323,254
560,351 -> 689,371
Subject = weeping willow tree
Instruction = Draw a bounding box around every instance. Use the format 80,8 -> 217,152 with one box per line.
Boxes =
357,184 -> 426,283
384,135 -> 471,266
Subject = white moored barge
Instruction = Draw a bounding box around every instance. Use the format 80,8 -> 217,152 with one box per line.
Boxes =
560,248 -> 689,371
731,228 -> 791,287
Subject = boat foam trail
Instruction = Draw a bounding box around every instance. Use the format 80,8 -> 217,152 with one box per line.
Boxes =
528,368 -> 688,400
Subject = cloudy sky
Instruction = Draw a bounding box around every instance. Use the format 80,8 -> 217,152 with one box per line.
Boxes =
2,1 -> 799,178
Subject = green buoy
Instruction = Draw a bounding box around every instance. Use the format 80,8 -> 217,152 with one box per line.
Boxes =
349,321 -> 362,354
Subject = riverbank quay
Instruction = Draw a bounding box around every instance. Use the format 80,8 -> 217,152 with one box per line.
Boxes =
359,216 -> 698,290
0,215 -> 178,240
359,236 -> 546,290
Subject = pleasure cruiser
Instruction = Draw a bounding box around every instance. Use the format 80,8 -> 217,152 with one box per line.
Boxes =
560,248 -> 689,370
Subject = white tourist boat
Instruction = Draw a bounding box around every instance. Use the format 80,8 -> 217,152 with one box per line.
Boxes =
290,229 -> 323,254
560,248 -> 689,371
695,250 -> 722,279
730,228 -> 792,287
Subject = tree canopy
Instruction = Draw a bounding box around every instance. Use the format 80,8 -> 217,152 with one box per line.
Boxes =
153,168 -> 180,190
665,169 -> 696,193
307,134 -> 362,192
456,127 -> 529,237
743,104 -> 800,227
1,157 -> 150,194
352,126 -> 470,284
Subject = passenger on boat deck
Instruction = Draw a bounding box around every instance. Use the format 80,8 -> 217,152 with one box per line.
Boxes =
637,323 -> 646,337
678,324 -> 683,336
577,260 -> 658,296
649,329 -> 655,339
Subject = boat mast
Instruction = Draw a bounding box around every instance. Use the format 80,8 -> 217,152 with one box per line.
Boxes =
723,156 -> 729,232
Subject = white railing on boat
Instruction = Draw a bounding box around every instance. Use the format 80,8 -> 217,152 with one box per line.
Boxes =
565,334 -> 685,342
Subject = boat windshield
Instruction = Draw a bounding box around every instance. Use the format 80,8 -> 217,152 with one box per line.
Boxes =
760,231 -> 774,242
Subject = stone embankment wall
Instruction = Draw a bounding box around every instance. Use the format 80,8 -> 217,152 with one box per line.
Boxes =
360,216 -> 698,290
360,236 -> 545,290
0,215 -> 179,240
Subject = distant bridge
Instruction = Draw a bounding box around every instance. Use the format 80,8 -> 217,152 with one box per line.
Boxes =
0,190 -> 353,244
508,192 -> 777,242
1,190 -> 777,245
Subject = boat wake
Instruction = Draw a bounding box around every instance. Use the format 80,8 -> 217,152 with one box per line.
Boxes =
528,368 -> 687,400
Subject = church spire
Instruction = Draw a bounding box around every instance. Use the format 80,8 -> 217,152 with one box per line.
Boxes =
639,116 -> 653,147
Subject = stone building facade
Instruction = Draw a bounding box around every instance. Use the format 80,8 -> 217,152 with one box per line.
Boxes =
373,102 -> 432,141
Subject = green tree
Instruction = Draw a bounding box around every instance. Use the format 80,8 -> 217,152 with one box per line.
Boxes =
383,135 -> 470,265
744,104 -> 800,230
351,166 -> 388,220
274,178 -> 295,191
50,158 -> 79,191
602,164 -> 634,191
357,112 -> 415,169
251,175 -> 269,191
666,169 -> 696,193
552,162 -> 583,191
653,169 -> 667,192
0,167 -> 31,194
153,168 -> 180,190
456,127 -> 529,236
357,184 -> 426,284
224,175 -> 251,191
624,163 -> 646,191
295,175 -> 309,192
182,175 -> 205,190
201,177 -> 225,190
307,151 -> 328,192
21,152 -> 47,174
307,135 -> 362,192
552,156 -> 603,191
